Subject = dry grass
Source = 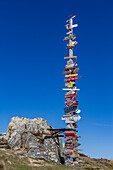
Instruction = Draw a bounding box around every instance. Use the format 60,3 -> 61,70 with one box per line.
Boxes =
0,149 -> 113,170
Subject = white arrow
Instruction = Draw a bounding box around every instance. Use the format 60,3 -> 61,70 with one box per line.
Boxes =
66,31 -> 72,35
62,88 -> 80,91
72,24 -> 78,28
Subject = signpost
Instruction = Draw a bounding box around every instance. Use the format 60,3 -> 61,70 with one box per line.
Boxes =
33,15 -> 82,166
62,15 -> 82,166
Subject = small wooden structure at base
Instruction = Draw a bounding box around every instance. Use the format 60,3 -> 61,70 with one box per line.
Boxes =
33,128 -> 75,138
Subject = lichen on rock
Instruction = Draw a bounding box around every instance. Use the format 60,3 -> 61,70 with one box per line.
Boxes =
5,117 -> 62,163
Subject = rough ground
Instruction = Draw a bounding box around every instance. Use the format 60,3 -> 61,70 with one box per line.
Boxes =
0,149 -> 113,170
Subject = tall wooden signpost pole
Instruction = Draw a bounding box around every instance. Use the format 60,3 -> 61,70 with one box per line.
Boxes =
33,15 -> 82,166
62,15 -> 82,166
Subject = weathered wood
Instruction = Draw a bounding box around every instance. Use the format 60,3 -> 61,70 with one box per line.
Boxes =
32,133 -> 51,136
0,145 -> 9,148
33,128 -> 77,138
75,149 -> 83,151
65,145 -> 74,149
45,135 -> 64,139
0,142 -> 8,145
32,131 -> 64,138
69,18 -> 73,57
47,128 -> 76,131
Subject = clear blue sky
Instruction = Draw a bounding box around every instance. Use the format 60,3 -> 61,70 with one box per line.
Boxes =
0,0 -> 113,159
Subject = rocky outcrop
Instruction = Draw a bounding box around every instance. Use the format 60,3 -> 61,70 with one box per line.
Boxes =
4,117 -> 63,163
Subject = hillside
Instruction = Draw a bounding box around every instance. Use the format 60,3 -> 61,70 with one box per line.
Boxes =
0,117 -> 113,170
0,148 -> 113,170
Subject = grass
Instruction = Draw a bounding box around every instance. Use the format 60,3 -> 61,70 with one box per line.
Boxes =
0,149 -> 113,170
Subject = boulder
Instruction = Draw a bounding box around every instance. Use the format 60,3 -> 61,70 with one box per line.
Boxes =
5,117 -> 62,163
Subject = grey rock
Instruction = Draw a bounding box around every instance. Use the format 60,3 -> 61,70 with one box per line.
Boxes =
5,117 -> 62,162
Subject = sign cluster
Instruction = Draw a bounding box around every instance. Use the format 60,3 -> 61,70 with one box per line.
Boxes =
62,15 -> 82,166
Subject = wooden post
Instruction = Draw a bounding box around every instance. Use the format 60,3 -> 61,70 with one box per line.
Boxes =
69,18 -> 73,57
62,15 -> 82,166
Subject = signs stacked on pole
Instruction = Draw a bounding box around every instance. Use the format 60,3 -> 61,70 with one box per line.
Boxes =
62,15 -> 82,166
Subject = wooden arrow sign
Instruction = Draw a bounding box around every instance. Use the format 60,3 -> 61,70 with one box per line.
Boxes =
64,56 -> 77,59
